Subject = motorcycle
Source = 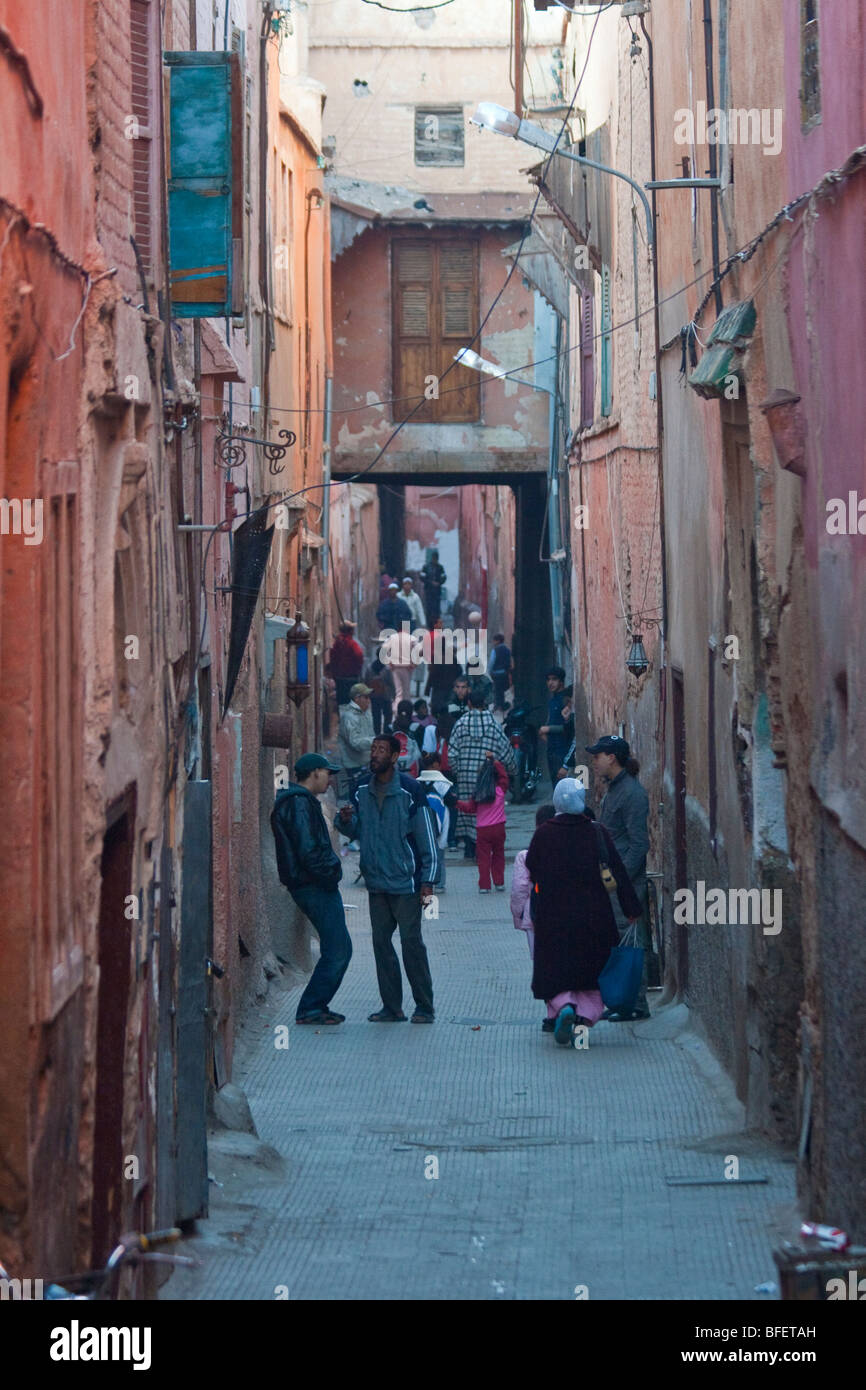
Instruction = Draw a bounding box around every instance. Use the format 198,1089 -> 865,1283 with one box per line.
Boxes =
503,702 -> 542,804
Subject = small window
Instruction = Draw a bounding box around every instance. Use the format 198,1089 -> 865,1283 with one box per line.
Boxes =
801,0 -> 820,127
414,108 -> 464,167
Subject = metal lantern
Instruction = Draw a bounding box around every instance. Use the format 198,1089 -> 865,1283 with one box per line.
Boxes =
285,611 -> 311,705
626,633 -> 650,678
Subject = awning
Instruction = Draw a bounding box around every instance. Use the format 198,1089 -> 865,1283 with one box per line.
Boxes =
501,230 -> 570,318
328,173 -> 531,258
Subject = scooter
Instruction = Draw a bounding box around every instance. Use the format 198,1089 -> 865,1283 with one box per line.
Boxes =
503,702 -> 542,803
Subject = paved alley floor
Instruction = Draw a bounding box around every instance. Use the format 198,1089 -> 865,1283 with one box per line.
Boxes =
166,799 -> 798,1302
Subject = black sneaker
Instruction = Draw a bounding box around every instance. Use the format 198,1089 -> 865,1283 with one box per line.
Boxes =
541,1018 -> 555,1033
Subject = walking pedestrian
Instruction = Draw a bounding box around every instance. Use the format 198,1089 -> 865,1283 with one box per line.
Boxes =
412,698 -> 435,732
420,548 -> 446,625
447,684 -> 516,861
376,580 -> 412,631
338,734 -> 438,1023
538,667 -> 571,786
392,699 -> 421,777
487,633 -> 513,711
586,735 -> 652,1021
362,649 -> 396,735
456,753 -> 509,892
270,753 -> 351,1025
326,621 -> 365,707
425,619 -> 461,714
446,674 -> 471,722
400,578 -> 428,697
377,582 -> 414,709
526,778 -> 642,1044
338,683 -> 375,798
417,752 -> 456,893
510,800 -> 557,959
400,577 -> 427,630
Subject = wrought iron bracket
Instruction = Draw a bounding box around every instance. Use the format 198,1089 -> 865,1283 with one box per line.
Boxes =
215,427 -> 297,476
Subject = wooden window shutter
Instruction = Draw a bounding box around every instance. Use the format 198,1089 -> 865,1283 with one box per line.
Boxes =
393,241 -> 435,422
392,238 -> 480,424
580,286 -> 595,430
438,242 -> 479,422
130,0 -> 153,275
165,50 -> 243,317
600,264 -> 612,418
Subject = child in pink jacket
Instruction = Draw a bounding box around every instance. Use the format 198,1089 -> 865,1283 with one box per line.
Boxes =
456,756 -> 510,892
510,803 -> 557,955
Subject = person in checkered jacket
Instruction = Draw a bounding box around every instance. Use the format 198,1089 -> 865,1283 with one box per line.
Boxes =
447,683 -> 516,860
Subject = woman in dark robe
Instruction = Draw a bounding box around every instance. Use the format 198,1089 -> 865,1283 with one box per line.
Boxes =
525,779 -> 642,1044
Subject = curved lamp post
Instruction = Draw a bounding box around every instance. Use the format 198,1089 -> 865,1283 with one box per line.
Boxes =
470,102 -> 656,253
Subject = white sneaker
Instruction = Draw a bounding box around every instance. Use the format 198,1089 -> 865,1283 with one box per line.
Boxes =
494,883 -> 505,891
479,888 -> 491,894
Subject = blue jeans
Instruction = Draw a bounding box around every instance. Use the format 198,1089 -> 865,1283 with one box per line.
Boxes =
290,884 -> 353,1018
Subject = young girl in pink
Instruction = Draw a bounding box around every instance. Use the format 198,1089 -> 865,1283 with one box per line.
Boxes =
456,755 -> 509,892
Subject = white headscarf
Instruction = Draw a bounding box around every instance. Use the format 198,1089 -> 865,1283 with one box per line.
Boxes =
553,778 -> 586,816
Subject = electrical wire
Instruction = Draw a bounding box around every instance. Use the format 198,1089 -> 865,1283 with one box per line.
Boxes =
359,0 -> 456,10
241,138 -> 866,426
222,2 -> 610,535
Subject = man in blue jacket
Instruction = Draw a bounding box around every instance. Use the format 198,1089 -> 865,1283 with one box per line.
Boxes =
338,734 -> 439,1023
271,752 -> 351,1026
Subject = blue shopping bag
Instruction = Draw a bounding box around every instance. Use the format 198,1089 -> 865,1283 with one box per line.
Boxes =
598,924 -> 644,1013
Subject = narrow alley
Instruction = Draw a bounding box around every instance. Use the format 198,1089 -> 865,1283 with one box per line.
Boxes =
167,800 -> 794,1303
2,0 -> 865,1349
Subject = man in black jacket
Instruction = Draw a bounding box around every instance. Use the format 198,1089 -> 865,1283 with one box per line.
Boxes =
271,752 -> 351,1025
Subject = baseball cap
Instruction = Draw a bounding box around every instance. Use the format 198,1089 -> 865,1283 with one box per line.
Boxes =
294,752 -> 341,779
585,734 -> 630,763
350,681 -> 373,698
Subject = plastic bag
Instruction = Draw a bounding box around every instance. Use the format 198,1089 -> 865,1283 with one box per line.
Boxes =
473,757 -> 497,804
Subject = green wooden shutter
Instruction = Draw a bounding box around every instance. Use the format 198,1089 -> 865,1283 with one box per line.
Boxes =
165,51 -> 242,318
600,264 -> 612,417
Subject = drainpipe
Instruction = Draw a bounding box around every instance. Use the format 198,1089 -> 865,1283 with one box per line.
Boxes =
547,319 -> 564,664
322,376 -> 332,580
641,8 -> 673,994
702,0 -> 724,314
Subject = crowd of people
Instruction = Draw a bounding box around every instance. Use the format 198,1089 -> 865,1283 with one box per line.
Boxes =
271,579 -> 653,1043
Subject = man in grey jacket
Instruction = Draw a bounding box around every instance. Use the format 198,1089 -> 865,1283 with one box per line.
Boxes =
587,735 -> 652,1020
338,734 -> 439,1023
338,683 -> 375,797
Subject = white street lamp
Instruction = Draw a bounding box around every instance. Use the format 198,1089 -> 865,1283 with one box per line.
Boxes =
471,103 -> 656,252
453,347 -> 550,394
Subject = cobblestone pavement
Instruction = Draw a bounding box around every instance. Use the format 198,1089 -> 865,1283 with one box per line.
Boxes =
165,799 -> 798,1301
